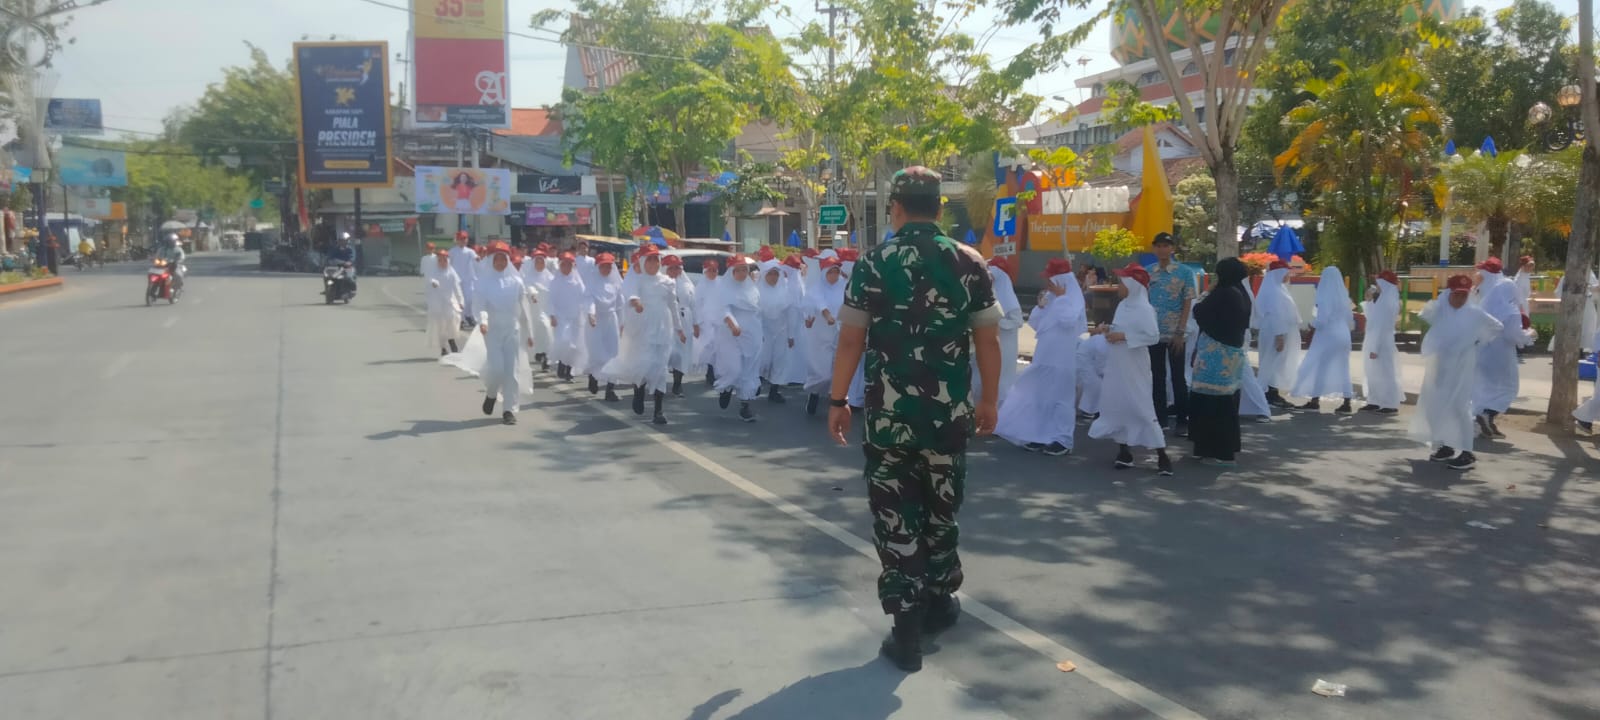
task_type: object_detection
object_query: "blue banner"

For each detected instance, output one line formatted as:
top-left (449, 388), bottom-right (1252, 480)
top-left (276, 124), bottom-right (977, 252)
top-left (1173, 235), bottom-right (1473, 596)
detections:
top-left (45, 99), bottom-right (103, 134)
top-left (294, 42), bottom-right (393, 188)
top-left (58, 145), bottom-right (127, 187)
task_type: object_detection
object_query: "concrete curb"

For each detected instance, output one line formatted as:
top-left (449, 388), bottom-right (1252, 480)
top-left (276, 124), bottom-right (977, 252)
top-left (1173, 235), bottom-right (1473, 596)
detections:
top-left (0, 276), bottom-right (64, 303)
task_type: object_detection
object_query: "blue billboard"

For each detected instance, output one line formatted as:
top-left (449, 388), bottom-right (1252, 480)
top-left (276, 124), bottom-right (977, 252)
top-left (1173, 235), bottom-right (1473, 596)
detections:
top-left (293, 42), bottom-right (393, 188)
top-left (45, 99), bottom-right (103, 134)
top-left (58, 145), bottom-right (127, 187)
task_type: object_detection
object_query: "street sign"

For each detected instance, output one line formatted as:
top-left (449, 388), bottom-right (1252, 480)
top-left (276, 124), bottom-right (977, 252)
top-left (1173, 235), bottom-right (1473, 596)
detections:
top-left (264, 179), bottom-right (287, 194)
top-left (819, 204), bottom-right (849, 226)
top-left (250, 198), bottom-right (266, 209)
top-left (993, 242), bottom-right (1017, 256)
top-left (993, 197), bottom-right (1018, 237)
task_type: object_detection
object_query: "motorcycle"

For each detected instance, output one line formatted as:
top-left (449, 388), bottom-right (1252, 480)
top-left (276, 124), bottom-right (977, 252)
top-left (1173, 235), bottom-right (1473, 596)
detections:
top-left (323, 262), bottom-right (356, 304)
top-left (146, 259), bottom-right (179, 306)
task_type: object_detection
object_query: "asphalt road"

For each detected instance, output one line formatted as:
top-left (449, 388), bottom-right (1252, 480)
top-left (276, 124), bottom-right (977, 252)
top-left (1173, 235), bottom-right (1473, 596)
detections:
top-left (2, 253), bottom-right (1598, 720)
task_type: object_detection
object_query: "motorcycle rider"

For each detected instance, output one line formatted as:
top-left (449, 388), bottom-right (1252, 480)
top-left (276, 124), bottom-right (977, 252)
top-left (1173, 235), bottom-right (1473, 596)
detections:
top-left (327, 232), bottom-right (358, 293)
top-left (157, 233), bottom-right (186, 291)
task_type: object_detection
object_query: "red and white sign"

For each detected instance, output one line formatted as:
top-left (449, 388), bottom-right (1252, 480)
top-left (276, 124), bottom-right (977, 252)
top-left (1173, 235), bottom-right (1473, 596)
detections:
top-left (411, 0), bottom-right (509, 128)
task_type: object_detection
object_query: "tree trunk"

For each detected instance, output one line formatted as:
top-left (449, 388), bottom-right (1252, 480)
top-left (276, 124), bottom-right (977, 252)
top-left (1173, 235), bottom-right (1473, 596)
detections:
top-left (1546, 0), bottom-right (1599, 427)
top-left (1487, 214), bottom-right (1510, 260)
top-left (673, 203), bottom-right (687, 242)
top-left (1212, 152), bottom-right (1241, 260)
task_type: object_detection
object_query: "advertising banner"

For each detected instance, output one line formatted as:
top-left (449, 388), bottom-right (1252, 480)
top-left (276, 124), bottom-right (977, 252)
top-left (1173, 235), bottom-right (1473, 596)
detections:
top-left (58, 146), bottom-right (127, 186)
top-left (515, 173), bottom-right (583, 196)
top-left (525, 206), bottom-right (592, 226)
top-left (44, 99), bottom-right (103, 134)
top-left (415, 166), bottom-right (513, 215)
top-left (412, 0), bottom-right (509, 128)
top-left (293, 42), bottom-right (394, 188)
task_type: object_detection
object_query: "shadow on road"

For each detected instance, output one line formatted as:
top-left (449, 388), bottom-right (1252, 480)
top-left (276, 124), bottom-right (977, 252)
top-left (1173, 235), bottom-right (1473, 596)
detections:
top-left (365, 417), bottom-right (502, 440)
top-left (694, 659), bottom-right (906, 720)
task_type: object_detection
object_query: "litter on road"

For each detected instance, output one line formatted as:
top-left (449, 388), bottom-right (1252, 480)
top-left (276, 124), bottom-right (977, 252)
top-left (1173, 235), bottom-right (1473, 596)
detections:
top-left (1311, 679), bottom-right (1348, 698)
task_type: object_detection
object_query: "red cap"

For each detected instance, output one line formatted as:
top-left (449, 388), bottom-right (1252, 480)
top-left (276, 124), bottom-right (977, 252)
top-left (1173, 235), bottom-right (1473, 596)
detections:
top-left (702, 258), bottom-right (720, 272)
top-left (783, 255), bottom-right (803, 269)
top-left (558, 251), bottom-right (576, 262)
top-left (1447, 274), bottom-right (1474, 293)
top-left (837, 248), bottom-right (860, 262)
top-left (987, 255), bottom-right (1009, 273)
top-left (1114, 262), bottom-right (1151, 288)
top-left (1377, 270), bottom-right (1399, 285)
top-left (531, 248), bottom-right (548, 258)
top-left (434, 249), bottom-right (450, 259)
top-left (1268, 260), bottom-right (1291, 271)
top-left (819, 256), bottom-right (842, 270)
top-left (662, 254), bottom-right (684, 267)
top-left (1476, 257), bottom-right (1503, 273)
top-left (595, 253), bottom-right (616, 265)
top-left (757, 246), bottom-right (776, 262)
top-left (425, 242), bottom-right (436, 252)
top-left (1043, 257), bottom-right (1073, 277)
top-left (486, 241), bottom-right (512, 256)
top-left (473, 245), bottom-right (489, 257)
top-left (803, 248), bottom-right (820, 258)
top-left (1518, 255), bottom-right (1534, 267)
top-left (455, 231), bottom-right (469, 241)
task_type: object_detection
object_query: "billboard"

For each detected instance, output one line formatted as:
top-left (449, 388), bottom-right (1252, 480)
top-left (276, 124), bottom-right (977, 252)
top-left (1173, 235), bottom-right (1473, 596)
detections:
top-left (516, 173), bottom-right (583, 196)
top-left (293, 42), bottom-right (394, 188)
top-left (45, 99), bottom-right (103, 134)
top-left (414, 166), bottom-right (513, 215)
top-left (58, 146), bottom-right (127, 186)
top-left (411, 0), bottom-right (509, 128)
top-left (525, 206), bottom-right (592, 226)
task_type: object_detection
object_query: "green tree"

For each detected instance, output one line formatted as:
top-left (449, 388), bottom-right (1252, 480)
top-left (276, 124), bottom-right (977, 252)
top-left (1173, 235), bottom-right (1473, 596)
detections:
top-left (1426, 0), bottom-right (1575, 152)
top-left (1089, 225), bottom-right (1145, 264)
top-left (1173, 173), bottom-right (1218, 261)
top-left (178, 44), bottom-right (299, 189)
top-left (715, 159), bottom-right (785, 246)
top-left (1441, 148), bottom-right (1577, 259)
top-left (116, 140), bottom-right (252, 235)
top-left (1001, 0), bottom-right (1296, 260)
top-left (1275, 52), bottom-right (1444, 279)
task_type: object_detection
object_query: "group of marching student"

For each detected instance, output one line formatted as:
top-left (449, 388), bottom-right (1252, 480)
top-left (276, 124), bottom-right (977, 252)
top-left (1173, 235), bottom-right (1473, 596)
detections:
top-left (423, 233), bottom-right (866, 426)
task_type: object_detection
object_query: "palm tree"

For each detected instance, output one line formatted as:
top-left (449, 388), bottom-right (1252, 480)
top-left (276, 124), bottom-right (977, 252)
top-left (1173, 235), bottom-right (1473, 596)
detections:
top-left (1442, 148), bottom-right (1577, 260)
top-left (1275, 52), bottom-right (1445, 278)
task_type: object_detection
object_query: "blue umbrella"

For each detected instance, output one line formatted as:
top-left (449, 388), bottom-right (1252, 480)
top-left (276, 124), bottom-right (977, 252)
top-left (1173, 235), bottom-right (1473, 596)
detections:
top-left (1444, 139), bottom-right (1457, 157)
top-left (963, 228), bottom-right (979, 245)
top-left (883, 229), bottom-right (894, 242)
top-left (721, 230), bottom-right (731, 244)
top-left (1267, 224), bottom-right (1304, 261)
top-left (849, 231), bottom-right (856, 246)
top-left (786, 229), bottom-right (802, 247)
top-left (648, 227), bottom-right (668, 248)
top-left (1480, 136), bottom-right (1498, 158)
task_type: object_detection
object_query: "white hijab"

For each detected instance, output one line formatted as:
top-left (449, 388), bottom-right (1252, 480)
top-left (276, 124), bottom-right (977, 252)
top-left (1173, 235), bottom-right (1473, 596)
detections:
top-left (1371, 278), bottom-right (1401, 319)
top-left (812, 265), bottom-right (847, 313)
top-left (589, 263), bottom-right (622, 307)
top-left (1423, 296), bottom-right (1498, 357)
top-left (1044, 272), bottom-right (1085, 323)
top-left (726, 264), bottom-right (760, 313)
top-left (1112, 276), bottom-right (1160, 346)
top-left (757, 261), bottom-right (791, 316)
top-left (1253, 266), bottom-right (1298, 333)
top-left (990, 265), bottom-right (1022, 318)
top-left (1313, 266), bottom-right (1353, 330)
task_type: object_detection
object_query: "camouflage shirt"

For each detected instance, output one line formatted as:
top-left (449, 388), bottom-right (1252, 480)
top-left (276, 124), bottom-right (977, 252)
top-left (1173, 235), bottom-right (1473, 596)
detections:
top-left (840, 222), bottom-right (1000, 453)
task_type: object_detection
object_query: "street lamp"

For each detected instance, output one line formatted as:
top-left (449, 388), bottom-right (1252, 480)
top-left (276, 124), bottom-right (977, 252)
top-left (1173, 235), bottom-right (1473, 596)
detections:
top-left (1529, 83), bottom-right (1589, 151)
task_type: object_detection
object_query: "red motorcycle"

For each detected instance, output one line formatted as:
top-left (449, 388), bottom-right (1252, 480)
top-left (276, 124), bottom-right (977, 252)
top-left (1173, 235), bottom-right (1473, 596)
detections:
top-left (145, 259), bottom-right (179, 306)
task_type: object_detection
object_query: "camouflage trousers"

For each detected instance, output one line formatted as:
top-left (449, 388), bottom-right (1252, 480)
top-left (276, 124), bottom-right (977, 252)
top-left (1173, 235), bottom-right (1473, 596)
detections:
top-left (864, 443), bottom-right (966, 615)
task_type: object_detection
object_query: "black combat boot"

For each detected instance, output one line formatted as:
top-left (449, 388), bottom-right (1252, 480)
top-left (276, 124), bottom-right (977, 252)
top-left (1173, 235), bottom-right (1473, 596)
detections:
top-left (652, 391), bottom-right (667, 425)
top-left (440, 348), bottom-right (448, 358)
top-left (633, 385), bottom-right (647, 415)
top-left (807, 393), bottom-right (820, 416)
top-left (502, 411), bottom-right (516, 425)
top-left (482, 396), bottom-right (495, 416)
top-left (706, 365), bottom-right (716, 387)
top-left (923, 594), bottom-right (961, 634)
top-left (604, 383), bottom-right (620, 402)
top-left (588, 375), bottom-right (599, 394)
top-left (739, 401), bottom-right (756, 423)
top-left (671, 370), bottom-right (684, 398)
top-left (719, 389), bottom-right (733, 409)
top-left (880, 607), bottom-right (925, 673)
top-left (769, 385), bottom-right (786, 403)
top-left (448, 339), bottom-right (459, 354)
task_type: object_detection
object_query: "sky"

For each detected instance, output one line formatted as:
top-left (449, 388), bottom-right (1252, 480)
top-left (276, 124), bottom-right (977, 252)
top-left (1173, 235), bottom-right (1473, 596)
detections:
top-left (45, 0), bottom-right (1577, 138)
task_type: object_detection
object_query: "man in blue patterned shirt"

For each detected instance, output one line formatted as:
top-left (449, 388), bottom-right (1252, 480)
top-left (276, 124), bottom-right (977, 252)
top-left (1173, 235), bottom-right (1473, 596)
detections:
top-left (1143, 232), bottom-right (1197, 432)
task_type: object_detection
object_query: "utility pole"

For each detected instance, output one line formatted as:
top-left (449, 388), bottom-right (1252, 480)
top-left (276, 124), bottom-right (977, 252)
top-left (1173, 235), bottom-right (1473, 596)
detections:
top-left (816, 1), bottom-right (846, 249)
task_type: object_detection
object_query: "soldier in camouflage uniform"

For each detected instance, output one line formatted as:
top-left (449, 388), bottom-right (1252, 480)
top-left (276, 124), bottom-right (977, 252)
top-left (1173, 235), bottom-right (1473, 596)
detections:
top-left (829, 166), bottom-right (1003, 673)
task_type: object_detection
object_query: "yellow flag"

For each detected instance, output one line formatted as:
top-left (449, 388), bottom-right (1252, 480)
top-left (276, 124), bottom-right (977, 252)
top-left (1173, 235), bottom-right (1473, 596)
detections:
top-left (1127, 125), bottom-right (1174, 245)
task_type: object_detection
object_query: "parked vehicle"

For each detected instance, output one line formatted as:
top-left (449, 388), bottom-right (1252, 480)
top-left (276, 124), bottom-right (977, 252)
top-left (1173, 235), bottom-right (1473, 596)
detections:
top-left (323, 262), bottom-right (356, 304)
top-left (661, 248), bottom-right (735, 276)
top-left (146, 259), bottom-right (178, 306)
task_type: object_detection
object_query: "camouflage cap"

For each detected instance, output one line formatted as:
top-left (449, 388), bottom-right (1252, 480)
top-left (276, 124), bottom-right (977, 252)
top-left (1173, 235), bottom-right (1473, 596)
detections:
top-left (889, 166), bottom-right (942, 198)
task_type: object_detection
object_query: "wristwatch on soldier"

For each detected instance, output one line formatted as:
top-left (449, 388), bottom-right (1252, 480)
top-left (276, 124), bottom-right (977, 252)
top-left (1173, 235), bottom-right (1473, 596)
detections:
top-left (830, 397), bottom-right (850, 408)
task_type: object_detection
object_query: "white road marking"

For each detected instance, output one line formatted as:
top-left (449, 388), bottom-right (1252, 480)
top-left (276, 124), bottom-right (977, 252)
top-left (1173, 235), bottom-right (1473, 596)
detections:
top-left (102, 352), bottom-right (133, 380)
top-left (384, 282), bottom-right (1208, 720)
top-left (162, 316), bottom-right (178, 329)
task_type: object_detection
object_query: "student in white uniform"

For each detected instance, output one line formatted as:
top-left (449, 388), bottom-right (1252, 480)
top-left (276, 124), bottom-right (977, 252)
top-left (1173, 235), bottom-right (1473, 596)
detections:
top-left (975, 255), bottom-right (1024, 406)
top-left (663, 254), bottom-right (699, 397)
top-left (803, 255), bottom-right (847, 415)
top-left (755, 257), bottom-right (798, 403)
top-left (1360, 270), bottom-right (1404, 414)
top-left (473, 243), bottom-right (536, 425)
top-left (584, 252), bottom-right (623, 401)
top-left (521, 246), bottom-right (556, 372)
top-left (1471, 257), bottom-right (1532, 438)
top-left (1291, 266), bottom-right (1355, 414)
top-left (995, 257), bottom-right (1085, 456)
top-left (1088, 263), bottom-right (1173, 476)
top-left (546, 252), bottom-right (590, 381)
top-left (424, 250), bottom-right (464, 357)
top-left (1254, 260), bottom-right (1303, 409)
top-left (714, 255), bottom-right (764, 422)
top-left (600, 247), bottom-right (683, 424)
top-left (1411, 275), bottom-right (1504, 470)
top-left (447, 231), bottom-right (478, 327)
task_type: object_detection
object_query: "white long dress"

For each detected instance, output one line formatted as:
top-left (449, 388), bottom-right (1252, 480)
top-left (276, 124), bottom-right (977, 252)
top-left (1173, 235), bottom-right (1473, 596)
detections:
top-left (522, 258), bottom-right (555, 357)
top-left (715, 274), bottom-right (764, 401)
top-left (996, 273), bottom-right (1086, 449)
top-left (1548, 271), bottom-right (1600, 353)
top-left (448, 245), bottom-right (478, 319)
top-left (583, 268), bottom-right (623, 377)
top-left (973, 265), bottom-right (1023, 406)
top-left (1291, 266), bottom-right (1354, 400)
top-left (804, 269), bottom-right (847, 397)
top-left (779, 264), bottom-right (811, 386)
top-left (1361, 278), bottom-right (1404, 410)
top-left (1254, 267), bottom-right (1303, 391)
top-left (1237, 282), bottom-right (1271, 418)
top-left (546, 267), bottom-right (590, 371)
top-left (1472, 273), bottom-right (1530, 415)
top-left (1410, 297), bottom-right (1503, 450)
top-left (1076, 333), bottom-right (1109, 415)
top-left (668, 270), bottom-right (700, 376)
top-left (1089, 277), bottom-right (1167, 449)
top-left (1574, 328), bottom-right (1600, 424)
top-left (695, 274), bottom-right (723, 369)
top-left (424, 261), bottom-right (463, 355)
top-left (755, 261), bottom-right (797, 386)
top-left (475, 263), bottom-right (535, 414)
top-left (600, 269), bottom-right (681, 391)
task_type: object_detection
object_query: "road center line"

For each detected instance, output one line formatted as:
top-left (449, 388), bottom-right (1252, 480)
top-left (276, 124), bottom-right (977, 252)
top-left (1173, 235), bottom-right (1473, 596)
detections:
top-left (102, 352), bottom-right (133, 380)
top-left (384, 282), bottom-right (1209, 720)
top-left (162, 316), bottom-right (179, 328)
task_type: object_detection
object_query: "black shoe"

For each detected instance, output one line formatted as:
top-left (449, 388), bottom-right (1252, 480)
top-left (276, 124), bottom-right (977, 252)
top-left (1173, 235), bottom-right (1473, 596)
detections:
top-left (1377, 407), bottom-right (1399, 415)
top-left (1335, 400), bottom-right (1353, 414)
top-left (769, 387), bottom-right (786, 403)
top-left (1475, 414), bottom-right (1494, 437)
top-left (1296, 399), bottom-right (1320, 411)
top-left (1487, 415), bottom-right (1505, 438)
top-left (1023, 442), bottom-right (1046, 453)
top-left (1043, 442), bottom-right (1071, 456)
top-left (1447, 451), bottom-right (1477, 471)
top-left (604, 384), bottom-right (620, 402)
top-left (482, 396), bottom-right (495, 416)
top-left (880, 609), bottom-right (925, 673)
top-left (1360, 403), bottom-right (1379, 413)
top-left (502, 411), bottom-right (516, 425)
top-left (1174, 422), bottom-right (1189, 438)
top-left (652, 391), bottom-right (667, 425)
top-left (1114, 446), bottom-right (1134, 469)
top-left (1580, 421), bottom-right (1594, 433)
top-left (671, 371), bottom-right (683, 398)
top-left (719, 390), bottom-right (733, 409)
top-left (1157, 451), bottom-right (1173, 476)
top-left (448, 339), bottom-right (459, 353)
top-left (632, 386), bottom-right (646, 415)
top-left (588, 375), bottom-right (599, 394)
top-left (706, 366), bottom-right (716, 387)
top-left (440, 348), bottom-right (448, 358)
top-left (1429, 446), bottom-right (1455, 462)
top-left (540, 359), bottom-right (549, 373)
top-left (923, 594), bottom-right (961, 634)
top-left (739, 402), bottom-right (756, 423)
top-left (806, 393), bottom-right (820, 416)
